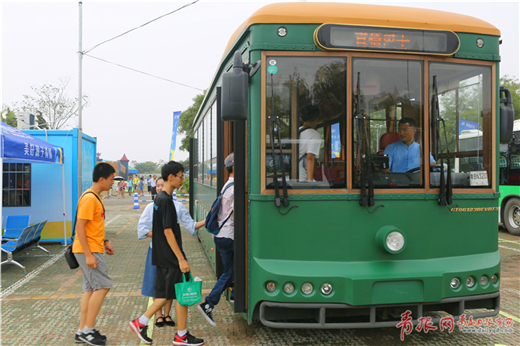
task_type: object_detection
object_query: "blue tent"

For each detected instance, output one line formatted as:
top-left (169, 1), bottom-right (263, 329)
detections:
top-left (1, 121), bottom-right (67, 243)
top-left (1, 122), bottom-right (63, 163)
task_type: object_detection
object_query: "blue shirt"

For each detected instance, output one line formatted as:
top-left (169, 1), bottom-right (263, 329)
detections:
top-left (138, 200), bottom-right (198, 248)
top-left (384, 141), bottom-right (435, 173)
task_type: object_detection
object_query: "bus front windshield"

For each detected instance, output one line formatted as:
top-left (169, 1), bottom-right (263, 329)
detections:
top-left (263, 55), bottom-right (493, 191)
top-left (353, 58), bottom-right (425, 188)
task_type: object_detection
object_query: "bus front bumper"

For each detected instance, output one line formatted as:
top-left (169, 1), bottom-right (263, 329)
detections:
top-left (258, 291), bottom-right (499, 329)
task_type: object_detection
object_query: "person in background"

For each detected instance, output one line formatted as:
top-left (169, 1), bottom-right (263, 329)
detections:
top-left (137, 177), bottom-right (205, 328)
top-left (138, 177), bottom-right (144, 196)
top-left (117, 180), bottom-right (124, 199)
top-left (198, 153), bottom-right (235, 327)
top-left (147, 175), bottom-right (152, 196)
top-left (151, 174), bottom-right (157, 201)
top-left (133, 175), bottom-right (139, 193)
top-left (298, 105), bottom-right (322, 182)
top-left (73, 163), bottom-right (116, 346)
top-left (127, 177), bottom-right (133, 196)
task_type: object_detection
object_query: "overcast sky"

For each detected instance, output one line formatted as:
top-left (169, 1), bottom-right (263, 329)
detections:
top-left (2, 0), bottom-right (519, 163)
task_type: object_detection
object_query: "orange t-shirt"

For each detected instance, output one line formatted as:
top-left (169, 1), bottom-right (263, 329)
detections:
top-left (72, 189), bottom-right (105, 253)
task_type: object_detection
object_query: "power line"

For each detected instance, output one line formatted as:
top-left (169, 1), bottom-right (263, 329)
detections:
top-left (84, 54), bottom-right (205, 91)
top-left (83, 0), bottom-right (200, 55)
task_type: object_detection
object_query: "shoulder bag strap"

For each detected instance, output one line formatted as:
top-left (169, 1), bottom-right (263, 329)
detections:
top-left (71, 191), bottom-right (105, 241)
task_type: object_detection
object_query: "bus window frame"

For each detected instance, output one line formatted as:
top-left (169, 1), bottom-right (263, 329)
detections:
top-left (259, 51), bottom-right (497, 195)
top-left (426, 56), bottom-right (497, 195)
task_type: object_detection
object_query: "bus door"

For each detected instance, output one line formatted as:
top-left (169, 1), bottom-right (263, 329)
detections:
top-left (217, 85), bottom-right (247, 313)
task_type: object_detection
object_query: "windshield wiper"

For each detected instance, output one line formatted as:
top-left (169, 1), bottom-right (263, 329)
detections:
top-left (356, 73), bottom-right (367, 207)
top-left (268, 72), bottom-right (297, 215)
top-left (355, 72), bottom-right (375, 207)
top-left (268, 73), bottom-right (282, 208)
top-left (432, 75), bottom-right (452, 205)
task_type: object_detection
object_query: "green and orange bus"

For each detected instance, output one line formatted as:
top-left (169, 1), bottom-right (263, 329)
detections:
top-left (189, 2), bottom-right (513, 328)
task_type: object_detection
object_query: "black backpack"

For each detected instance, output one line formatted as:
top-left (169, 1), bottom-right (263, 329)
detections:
top-left (205, 183), bottom-right (234, 235)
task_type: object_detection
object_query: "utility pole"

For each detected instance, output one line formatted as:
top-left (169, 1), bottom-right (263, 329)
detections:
top-left (78, 1), bottom-right (83, 197)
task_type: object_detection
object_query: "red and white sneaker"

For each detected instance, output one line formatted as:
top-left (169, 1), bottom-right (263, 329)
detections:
top-left (172, 331), bottom-right (204, 345)
top-left (128, 318), bottom-right (153, 344)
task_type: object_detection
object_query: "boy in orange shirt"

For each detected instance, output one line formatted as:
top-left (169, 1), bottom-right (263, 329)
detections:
top-left (73, 163), bottom-right (116, 346)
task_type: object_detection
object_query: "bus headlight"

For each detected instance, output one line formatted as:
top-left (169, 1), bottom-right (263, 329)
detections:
top-left (302, 282), bottom-right (313, 295)
top-left (450, 278), bottom-right (461, 289)
top-left (321, 283), bottom-right (333, 295)
top-left (283, 282), bottom-right (295, 294)
top-left (491, 274), bottom-right (499, 284)
top-left (479, 275), bottom-right (489, 287)
top-left (466, 276), bottom-right (476, 288)
top-left (376, 226), bottom-right (406, 254)
top-left (266, 281), bottom-right (277, 292)
top-left (386, 232), bottom-right (405, 252)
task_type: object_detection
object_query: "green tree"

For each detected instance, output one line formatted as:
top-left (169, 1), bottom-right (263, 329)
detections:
top-left (131, 161), bottom-right (159, 174)
top-left (178, 176), bottom-right (189, 194)
top-left (500, 75), bottom-right (520, 120)
top-left (1, 106), bottom-right (17, 127)
top-left (178, 91), bottom-right (206, 152)
top-left (178, 158), bottom-right (189, 169)
top-left (17, 78), bottom-right (88, 129)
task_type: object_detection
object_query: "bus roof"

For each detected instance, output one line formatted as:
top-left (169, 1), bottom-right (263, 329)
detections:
top-left (223, 2), bottom-right (500, 59)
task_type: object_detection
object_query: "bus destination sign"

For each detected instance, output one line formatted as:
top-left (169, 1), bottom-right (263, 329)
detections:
top-left (315, 24), bottom-right (460, 55)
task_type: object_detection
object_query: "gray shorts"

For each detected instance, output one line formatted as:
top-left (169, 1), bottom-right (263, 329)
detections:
top-left (75, 252), bottom-right (113, 291)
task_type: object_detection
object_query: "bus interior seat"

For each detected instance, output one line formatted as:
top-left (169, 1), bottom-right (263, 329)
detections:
top-left (314, 165), bottom-right (345, 182)
top-left (511, 155), bottom-right (520, 168)
top-left (378, 132), bottom-right (399, 154)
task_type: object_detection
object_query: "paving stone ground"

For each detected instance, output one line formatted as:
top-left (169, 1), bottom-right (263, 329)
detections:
top-left (1, 199), bottom-right (519, 345)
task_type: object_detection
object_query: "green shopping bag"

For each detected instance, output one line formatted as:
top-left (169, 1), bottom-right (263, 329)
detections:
top-left (175, 272), bottom-right (202, 306)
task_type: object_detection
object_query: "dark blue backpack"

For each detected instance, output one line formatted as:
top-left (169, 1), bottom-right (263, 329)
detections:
top-left (205, 183), bottom-right (234, 235)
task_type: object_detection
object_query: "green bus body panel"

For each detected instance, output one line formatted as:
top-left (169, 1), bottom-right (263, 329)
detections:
top-left (247, 24), bottom-right (500, 60)
top-left (248, 198), bottom-right (499, 312)
top-left (249, 24), bottom-right (319, 52)
top-left (499, 185), bottom-right (520, 207)
top-left (454, 33), bottom-right (500, 61)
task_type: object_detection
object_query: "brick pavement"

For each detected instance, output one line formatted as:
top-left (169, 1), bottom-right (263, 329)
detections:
top-left (1, 201), bottom-right (519, 345)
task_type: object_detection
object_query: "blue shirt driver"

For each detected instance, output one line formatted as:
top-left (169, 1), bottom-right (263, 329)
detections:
top-left (383, 117), bottom-right (436, 173)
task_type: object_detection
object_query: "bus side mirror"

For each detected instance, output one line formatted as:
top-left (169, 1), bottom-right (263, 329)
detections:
top-left (221, 51), bottom-right (248, 121)
top-left (500, 87), bottom-right (514, 144)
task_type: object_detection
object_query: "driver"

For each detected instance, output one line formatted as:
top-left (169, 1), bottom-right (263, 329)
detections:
top-left (383, 117), bottom-right (435, 173)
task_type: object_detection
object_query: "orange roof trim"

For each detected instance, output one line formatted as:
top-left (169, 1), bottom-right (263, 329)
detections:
top-left (223, 2), bottom-right (500, 58)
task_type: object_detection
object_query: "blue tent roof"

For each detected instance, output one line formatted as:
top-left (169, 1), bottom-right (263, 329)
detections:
top-left (1, 122), bottom-right (64, 164)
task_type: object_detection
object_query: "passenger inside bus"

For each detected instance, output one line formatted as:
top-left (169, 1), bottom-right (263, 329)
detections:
top-left (382, 117), bottom-right (435, 173)
top-left (298, 104), bottom-right (322, 182)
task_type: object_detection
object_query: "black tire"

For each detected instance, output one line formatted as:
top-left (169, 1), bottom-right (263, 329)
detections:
top-left (503, 197), bottom-right (520, 236)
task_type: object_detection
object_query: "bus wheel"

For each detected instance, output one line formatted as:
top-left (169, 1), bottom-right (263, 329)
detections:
top-left (503, 198), bottom-right (520, 236)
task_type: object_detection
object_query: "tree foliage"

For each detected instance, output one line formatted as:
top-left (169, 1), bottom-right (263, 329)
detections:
top-left (130, 161), bottom-right (160, 174)
top-left (500, 75), bottom-right (520, 120)
top-left (178, 91), bottom-right (206, 152)
top-left (1, 106), bottom-right (17, 127)
top-left (17, 78), bottom-right (88, 129)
